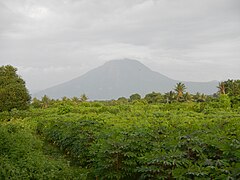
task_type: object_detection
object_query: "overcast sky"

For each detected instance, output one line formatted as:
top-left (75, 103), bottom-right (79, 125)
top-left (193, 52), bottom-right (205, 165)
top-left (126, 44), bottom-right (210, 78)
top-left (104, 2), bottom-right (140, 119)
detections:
top-left (0, 0), bottom-right (239, 93)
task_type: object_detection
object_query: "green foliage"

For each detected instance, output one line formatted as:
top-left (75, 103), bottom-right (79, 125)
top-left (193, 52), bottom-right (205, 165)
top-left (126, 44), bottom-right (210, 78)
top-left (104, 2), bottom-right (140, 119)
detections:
top-left (174, 82), bottom-right (186, 101)
top-left (32, 99), bottom-right (240, 179)
top-left (218, 94), bottom-right (231, 109)
top-left (0, 123), bottom-right (87, 179)
top-left (90, 126), bottom-right (153, 179)
top-left (193, 92), bottom-right (206, 102)
top-left (221, 79), bottom-right (240, 96)
top-left (71, 96), bottom-right (80, 103)
top-left (117, 97), bottom-right (128, 104)
top-left (57, 104), bottom-right (72, 114)
top-left (80, 94), bottom-right (88, 102)
top-left (164, 91), bottom-right (176, 103)
top-left (37, 118), bottom-right (103, 167)
top-left (31, 97), bottom-right (42, 108)
top-left (231, 95), bottom-right (240, 109)
top-left (1, 87), bottom-right (240, 179)
top-left (184, 92), bottom-right (192, 102)
top-left (41, 95), bottom-right (52, 108)
top-left (129, 93), bottom-right (141, 102)
top-left (144, 92), bottom-right (164, 103)
top-left (0, 65), bottom-right (31, 112)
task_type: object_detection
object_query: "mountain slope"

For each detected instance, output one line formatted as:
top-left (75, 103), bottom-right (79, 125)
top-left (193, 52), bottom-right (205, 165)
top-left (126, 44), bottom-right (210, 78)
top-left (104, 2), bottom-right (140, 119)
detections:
top-left (34, 59), bottom-right (218, 99)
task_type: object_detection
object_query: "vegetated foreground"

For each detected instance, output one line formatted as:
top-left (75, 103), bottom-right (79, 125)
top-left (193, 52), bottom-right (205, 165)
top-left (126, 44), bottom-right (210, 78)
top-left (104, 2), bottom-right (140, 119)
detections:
top-left (0, 98), bottom-right (240, 179)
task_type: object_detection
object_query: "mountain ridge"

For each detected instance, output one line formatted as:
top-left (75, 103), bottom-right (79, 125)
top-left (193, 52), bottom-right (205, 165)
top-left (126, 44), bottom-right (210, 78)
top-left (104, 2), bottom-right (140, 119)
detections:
top-left (34, 59), bottom-right (218, 99)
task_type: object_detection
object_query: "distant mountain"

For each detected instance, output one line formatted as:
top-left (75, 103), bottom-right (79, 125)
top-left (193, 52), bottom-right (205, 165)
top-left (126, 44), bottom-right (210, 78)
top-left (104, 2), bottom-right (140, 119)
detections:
top-left (34, 59), bottom-right (218, 99)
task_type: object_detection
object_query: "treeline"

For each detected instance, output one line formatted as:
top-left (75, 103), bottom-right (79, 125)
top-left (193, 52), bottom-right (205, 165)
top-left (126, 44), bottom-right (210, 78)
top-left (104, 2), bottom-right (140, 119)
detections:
top-left (123, 80), bottom-right (240, 104)
top-left (30, 80), bottom-right (240, 110)
top-left (0, 65), bottom-right (240, 112)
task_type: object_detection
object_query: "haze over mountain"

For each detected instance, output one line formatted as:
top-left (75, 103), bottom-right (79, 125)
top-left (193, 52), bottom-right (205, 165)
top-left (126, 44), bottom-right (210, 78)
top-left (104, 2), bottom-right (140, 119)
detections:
top-left (34, 59), bottom-right (218, 100)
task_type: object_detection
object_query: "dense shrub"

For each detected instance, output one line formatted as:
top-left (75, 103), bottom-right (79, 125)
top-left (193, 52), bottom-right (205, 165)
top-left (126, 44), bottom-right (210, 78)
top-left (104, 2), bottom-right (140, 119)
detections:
top-left (34, 101), bottom-right (240, 179)
top-left (0, 123), bottom-right (85, 179)
top-left (1, 97), bottom-right (240, 179)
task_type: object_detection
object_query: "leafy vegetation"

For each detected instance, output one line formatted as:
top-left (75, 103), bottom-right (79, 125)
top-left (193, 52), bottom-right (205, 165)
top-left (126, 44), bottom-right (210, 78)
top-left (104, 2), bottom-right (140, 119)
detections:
top-left (0, 68), bottom-right (239, 179)
top-left (0, 65), bottom-right (31, 112)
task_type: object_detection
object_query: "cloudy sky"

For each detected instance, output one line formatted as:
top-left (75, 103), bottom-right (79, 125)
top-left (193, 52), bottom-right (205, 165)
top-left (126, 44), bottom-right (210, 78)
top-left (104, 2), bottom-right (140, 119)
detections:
top-left (0, 0), bottom-right (239, 93)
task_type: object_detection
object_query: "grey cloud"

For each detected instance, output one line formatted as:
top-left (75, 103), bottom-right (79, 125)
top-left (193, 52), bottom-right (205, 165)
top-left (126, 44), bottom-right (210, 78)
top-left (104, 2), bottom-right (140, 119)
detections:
top-left (0, 0), bottom-right (239, 92)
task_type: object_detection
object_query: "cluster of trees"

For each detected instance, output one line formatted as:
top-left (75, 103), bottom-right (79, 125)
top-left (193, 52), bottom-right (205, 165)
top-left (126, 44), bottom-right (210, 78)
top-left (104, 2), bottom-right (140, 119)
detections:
top-left (32, 82), bottom-right (208, 109)
top-left (125, 82), bottom-right (207, 104)
top-left (126, 81), bottom-right (240, 105)
top-left (217, 79), bottom-right (240, 96)
top-left (217, 80), bottom-right (240, 108)
top-left (32, 94), bottom-right (88, 108)
top-left (0, 65), bottom-right (239, 112)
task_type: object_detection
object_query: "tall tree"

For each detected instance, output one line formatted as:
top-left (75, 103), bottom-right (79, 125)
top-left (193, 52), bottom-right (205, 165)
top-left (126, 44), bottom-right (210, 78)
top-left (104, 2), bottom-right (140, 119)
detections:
top-left (80, 94), bottom-right (88, 102)
top-left (174, 82), bottom-right (186, 101)
top-left (217, 82), bottom-right (226, 95)
top-left (0, 65), bottom-right (31, 111)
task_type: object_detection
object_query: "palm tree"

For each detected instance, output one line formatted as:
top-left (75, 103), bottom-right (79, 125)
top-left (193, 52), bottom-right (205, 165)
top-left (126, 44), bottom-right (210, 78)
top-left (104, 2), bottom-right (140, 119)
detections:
top-left (184, 92), bottom-right (192, 102)
top-left (217, 82), bottom-right (225, 94)
top-left (80, 94), bottom-right (88, 102)
top-left (193, 92), bottom-right (201, 102)
top-left (200, 93), bottom-right (207, 102)
top-left (164, 91), bottom-right (176, 103)
top-left (174, 82), bottom-right (186, 101)
top-left (72, 96), bottom-right (79, 103)
top-left (41, 95), bottom-right (51, 108)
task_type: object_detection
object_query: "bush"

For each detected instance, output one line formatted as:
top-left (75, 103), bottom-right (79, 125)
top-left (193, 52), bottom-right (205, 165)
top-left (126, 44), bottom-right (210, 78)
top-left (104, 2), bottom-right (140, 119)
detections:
top-left (57, 104), bottom-right (72, 115)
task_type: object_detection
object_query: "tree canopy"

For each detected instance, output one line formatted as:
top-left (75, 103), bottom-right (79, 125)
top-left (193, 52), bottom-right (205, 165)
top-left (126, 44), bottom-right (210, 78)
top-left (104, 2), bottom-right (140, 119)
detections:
top-left (221, 79), bottom-right (240, 96)
top-left (129, 93), bottom-right (141, 102)
top-left (144, 92), bottom-right (163, 103)
top-left (0, 65), bottom-right (31, 111)
top-left (174, 82), bottom-right (186, 101)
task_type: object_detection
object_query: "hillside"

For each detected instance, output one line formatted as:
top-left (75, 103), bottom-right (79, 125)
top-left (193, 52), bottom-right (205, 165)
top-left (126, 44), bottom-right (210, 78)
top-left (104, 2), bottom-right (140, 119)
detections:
top-left (35, 59), bottom-right (218, 99)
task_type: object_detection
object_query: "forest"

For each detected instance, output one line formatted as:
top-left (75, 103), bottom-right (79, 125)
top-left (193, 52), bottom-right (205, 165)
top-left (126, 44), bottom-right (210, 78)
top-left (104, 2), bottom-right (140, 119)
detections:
top-left (0, 65), bottom-right (240, 179)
